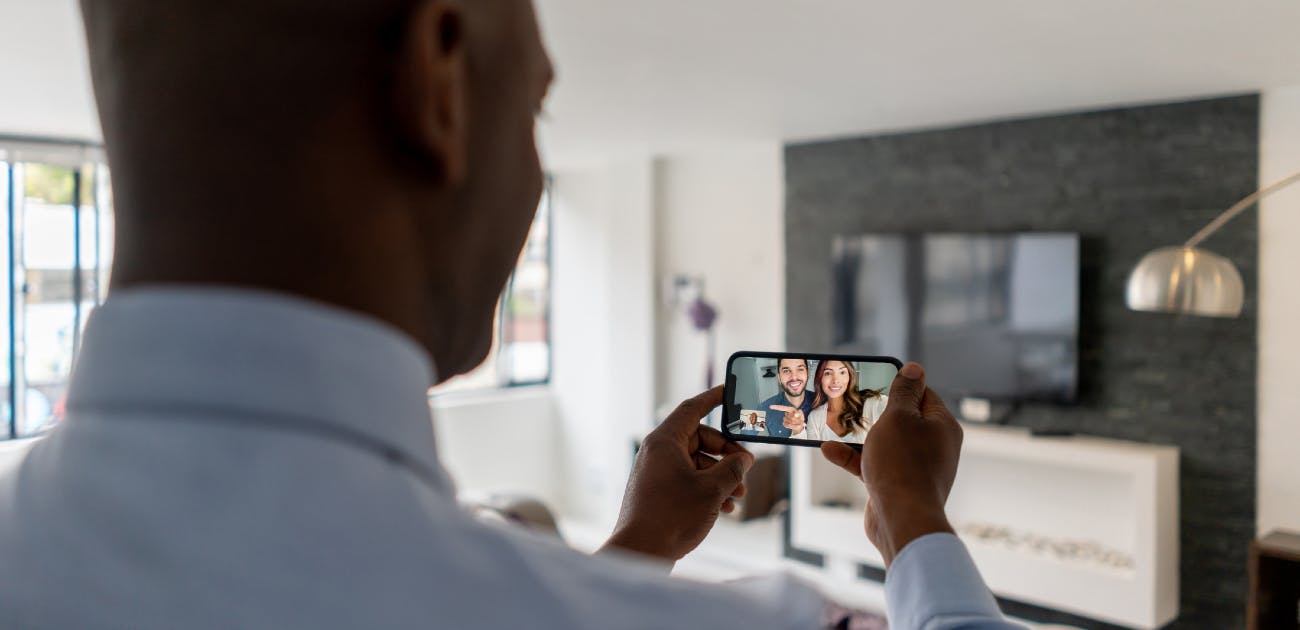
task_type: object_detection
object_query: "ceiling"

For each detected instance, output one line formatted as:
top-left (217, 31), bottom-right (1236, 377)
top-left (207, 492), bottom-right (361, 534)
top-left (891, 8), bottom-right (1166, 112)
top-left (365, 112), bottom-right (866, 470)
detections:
top-left (0, 0), bottom-right (97, 142)
top-left (534, 0), bottom-right (1300, 167)
top-left (5, 1), bottom-right (1300, 169)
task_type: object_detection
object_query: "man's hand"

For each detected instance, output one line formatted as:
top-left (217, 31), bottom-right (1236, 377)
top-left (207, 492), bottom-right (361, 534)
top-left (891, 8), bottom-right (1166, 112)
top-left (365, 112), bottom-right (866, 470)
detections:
top-left (603, 387), bottom-right (754, 563)
top-left (771, 405), bottom-right (806, 434)
top-left (819, 363), bottom-right (961, 567)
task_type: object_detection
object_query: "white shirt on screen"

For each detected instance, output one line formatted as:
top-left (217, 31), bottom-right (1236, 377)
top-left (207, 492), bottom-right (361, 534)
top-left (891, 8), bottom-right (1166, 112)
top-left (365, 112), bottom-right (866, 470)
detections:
top-left (796, 394), bottom-right (889, 443)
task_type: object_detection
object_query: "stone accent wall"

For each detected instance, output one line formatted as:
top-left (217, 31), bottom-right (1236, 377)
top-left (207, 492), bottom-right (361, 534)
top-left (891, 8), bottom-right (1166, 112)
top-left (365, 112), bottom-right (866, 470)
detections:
top-left (784, 95), bottom-right (1259, 629)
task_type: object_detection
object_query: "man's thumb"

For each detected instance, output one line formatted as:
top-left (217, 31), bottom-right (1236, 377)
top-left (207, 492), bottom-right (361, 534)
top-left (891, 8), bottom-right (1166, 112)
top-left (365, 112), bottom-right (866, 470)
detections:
top-left (886, 362), bottom-right (927, 411)
top-left (706, 451), bottom-right (754, 491)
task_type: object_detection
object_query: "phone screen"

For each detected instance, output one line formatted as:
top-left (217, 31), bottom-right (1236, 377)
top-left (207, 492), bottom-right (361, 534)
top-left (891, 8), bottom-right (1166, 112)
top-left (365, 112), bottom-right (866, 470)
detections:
top-left (723, 352), bottom-right (901, 447)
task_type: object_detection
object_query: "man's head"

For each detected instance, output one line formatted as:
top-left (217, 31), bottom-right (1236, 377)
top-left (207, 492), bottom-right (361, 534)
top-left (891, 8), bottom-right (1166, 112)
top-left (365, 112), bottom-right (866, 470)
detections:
top-left (777, 358), bottom-right (810, 399)
top-left (79, 0), bottom-right (553, 380)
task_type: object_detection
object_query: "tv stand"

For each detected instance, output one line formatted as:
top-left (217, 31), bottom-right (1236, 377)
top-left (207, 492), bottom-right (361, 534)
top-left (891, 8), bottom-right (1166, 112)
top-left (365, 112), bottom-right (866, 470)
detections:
top-left (789, 423), bottom-right (1179, 628)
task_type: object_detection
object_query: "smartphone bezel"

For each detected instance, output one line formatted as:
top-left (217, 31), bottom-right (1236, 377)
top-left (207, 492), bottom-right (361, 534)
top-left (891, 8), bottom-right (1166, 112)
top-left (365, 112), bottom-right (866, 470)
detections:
top-left (722, 350), bottom-right (903, 449)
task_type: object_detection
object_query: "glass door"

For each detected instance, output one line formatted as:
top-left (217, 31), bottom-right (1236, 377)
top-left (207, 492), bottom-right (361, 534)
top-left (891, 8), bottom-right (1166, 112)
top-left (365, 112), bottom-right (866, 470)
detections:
top-left (0, 151), bottom-right (112, 440)
top-left (15, 163), bottom-right (79, 436)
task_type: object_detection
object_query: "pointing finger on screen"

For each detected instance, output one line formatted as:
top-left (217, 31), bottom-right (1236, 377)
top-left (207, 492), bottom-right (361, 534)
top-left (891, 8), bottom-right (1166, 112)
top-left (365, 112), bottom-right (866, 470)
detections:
top-left (783, 409), bottom-right (805, 432)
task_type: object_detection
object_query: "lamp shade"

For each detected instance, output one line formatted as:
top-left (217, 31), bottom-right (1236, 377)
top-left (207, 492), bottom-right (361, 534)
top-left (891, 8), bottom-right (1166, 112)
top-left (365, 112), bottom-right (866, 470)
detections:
top-left (1125, 246), bottom-right (1244, 318)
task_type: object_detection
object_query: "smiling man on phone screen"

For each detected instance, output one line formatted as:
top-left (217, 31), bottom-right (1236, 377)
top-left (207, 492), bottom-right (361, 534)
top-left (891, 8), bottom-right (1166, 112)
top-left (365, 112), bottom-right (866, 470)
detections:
top-left (760, 358), bottom-right (816, 438)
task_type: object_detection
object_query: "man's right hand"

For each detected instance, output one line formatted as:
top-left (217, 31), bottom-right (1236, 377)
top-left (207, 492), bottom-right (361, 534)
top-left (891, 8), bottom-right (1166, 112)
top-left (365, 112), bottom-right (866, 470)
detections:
top-left (771, 405), bottom-right (806, 434)
top-left (603, 387), bottom-right (753, 563)
top-left (819, 362), bottom-right (962, 567)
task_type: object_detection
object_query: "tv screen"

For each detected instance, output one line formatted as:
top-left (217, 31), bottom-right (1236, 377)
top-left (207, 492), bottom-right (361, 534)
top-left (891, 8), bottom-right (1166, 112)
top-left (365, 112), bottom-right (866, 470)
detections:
top-left (831, 233), bottom-right (1079, 403)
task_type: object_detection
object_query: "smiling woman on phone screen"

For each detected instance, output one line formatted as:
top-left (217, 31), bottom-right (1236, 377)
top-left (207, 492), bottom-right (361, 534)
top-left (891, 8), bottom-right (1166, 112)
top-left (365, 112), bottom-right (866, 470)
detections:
top-left (791, 360), bottom-right (888, 444)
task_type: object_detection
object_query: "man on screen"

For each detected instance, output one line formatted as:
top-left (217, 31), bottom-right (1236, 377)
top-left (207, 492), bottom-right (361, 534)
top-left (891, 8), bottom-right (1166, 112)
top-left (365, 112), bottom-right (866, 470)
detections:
top-left (758, 358), bottom-right (815, 438)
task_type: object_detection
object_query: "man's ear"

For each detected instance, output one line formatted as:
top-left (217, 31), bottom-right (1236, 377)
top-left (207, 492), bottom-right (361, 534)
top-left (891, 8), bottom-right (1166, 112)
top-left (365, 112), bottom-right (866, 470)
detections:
top-left (392, 0), bottom-right (468, 185)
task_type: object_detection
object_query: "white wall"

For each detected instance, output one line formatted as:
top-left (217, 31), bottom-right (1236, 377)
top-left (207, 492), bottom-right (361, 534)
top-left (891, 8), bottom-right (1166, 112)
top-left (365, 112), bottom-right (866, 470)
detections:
top-left (653, 143), bottom-right (786, 411)
top-left (549, 158), bottom-right (655, 525)
top-left (0, 0), bottom-right (99, 140)
top-left (1256, 85), bottom-right (1300, 535)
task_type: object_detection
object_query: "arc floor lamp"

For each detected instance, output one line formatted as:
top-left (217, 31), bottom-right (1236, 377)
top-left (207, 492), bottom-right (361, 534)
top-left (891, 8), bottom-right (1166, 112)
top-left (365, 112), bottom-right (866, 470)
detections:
top-left (1126, 171), bottom-right (1300, 318)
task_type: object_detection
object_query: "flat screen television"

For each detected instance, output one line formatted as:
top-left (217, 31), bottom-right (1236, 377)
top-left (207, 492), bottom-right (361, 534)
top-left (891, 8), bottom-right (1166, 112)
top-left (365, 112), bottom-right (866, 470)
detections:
top-left (831, 233), bottom-right (1080, 403)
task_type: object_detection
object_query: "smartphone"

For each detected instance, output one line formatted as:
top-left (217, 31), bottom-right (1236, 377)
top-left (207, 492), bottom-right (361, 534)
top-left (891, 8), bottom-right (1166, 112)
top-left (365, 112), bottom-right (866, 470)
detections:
top-left (722, 351), bottom-right (902, 448)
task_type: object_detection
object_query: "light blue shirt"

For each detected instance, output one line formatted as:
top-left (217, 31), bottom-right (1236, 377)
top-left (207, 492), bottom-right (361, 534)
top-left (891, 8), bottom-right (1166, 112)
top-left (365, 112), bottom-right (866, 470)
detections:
top-left (0, 288), bottom-right (1017, 629)
top-left (887, 534), bottom-right (1026, 629)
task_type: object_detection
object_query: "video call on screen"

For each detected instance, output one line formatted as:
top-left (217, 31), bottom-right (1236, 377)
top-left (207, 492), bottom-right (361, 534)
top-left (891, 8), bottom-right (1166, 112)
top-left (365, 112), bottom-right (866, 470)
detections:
top-left (726, 356), bottom-right (898, 445)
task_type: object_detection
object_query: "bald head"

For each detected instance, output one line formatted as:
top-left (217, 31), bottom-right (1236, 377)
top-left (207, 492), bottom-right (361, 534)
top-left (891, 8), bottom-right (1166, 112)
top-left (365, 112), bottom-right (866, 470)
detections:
top-left (83, 0), bottom-right (405, 155)
top-left (81, 0), bottom-right (544, 177)
top-left (80, 0), bottom-right (555, 379)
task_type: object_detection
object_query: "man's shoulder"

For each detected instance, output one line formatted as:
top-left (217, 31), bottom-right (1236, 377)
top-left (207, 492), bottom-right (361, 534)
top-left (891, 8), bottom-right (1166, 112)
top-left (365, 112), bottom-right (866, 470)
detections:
top-left (758, 393), bottom-right (784, 407)
top-left (0, 430), bottom-right (822, 629)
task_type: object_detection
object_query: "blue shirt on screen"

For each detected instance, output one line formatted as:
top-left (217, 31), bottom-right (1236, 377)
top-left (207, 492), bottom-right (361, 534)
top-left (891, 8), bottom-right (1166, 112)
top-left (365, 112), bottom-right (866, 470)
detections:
top-left (758, 389), bottom-right (816, 438)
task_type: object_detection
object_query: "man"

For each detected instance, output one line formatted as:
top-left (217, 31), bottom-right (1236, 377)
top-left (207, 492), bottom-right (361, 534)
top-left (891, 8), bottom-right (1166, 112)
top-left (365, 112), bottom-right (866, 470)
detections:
top-left (0, 0), bottom-right (1019, 628)
top-left (759, 358), bottom-right (815, 438)
top-left (737, 410), bottom-right (767, 436)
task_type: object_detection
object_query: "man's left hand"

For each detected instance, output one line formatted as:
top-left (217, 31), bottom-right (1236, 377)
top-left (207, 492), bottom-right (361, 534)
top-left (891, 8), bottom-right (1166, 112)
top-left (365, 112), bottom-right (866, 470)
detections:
top-left (602, 386), bottom-right (754, 563)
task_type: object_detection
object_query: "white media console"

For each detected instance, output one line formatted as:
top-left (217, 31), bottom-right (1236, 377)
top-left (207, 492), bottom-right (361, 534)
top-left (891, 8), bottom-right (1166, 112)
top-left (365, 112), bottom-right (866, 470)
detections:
top-left (790, 423), bottom-right (1179, 629)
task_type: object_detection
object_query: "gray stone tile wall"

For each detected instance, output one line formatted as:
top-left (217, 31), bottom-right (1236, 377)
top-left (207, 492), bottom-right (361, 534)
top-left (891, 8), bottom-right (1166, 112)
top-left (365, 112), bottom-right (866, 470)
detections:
top-left (784, 95), bottom-right (1259, 629)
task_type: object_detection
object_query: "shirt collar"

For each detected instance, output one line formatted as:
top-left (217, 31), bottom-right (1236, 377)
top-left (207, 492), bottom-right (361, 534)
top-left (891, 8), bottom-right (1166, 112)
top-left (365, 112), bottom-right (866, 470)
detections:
top-left (67, 287), bottom-right (447, 487)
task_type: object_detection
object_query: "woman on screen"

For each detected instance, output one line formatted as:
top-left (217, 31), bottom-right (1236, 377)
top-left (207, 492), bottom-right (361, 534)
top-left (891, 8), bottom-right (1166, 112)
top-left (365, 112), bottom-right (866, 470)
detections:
top-left (801, 360), bottom-right (888, 443)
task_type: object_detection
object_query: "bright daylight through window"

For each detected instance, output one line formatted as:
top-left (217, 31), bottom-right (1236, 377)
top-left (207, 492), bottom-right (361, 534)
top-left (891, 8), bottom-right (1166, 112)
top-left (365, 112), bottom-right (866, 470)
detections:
top-left (1, 140), bottom-right (113, 440)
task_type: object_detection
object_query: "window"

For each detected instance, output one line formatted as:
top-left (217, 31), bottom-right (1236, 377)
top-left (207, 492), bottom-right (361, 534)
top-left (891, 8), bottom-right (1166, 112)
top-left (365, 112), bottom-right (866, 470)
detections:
top-left (433, 185), bottom-right (552, 394)
top-left (1, 140), bottom-right (113, 440)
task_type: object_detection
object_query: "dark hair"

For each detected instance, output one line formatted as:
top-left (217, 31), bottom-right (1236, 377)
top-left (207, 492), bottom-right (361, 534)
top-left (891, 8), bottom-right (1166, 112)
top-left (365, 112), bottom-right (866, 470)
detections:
top-left (812, 360), bottom-right (883, 435)
top-left (776, 357), bottom-right (811, 374)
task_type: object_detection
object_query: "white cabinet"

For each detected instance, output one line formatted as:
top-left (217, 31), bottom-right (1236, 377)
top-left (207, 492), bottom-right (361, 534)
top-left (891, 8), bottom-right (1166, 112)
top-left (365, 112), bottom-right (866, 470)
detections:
top-left (790, 424), bottom-right (1179, 629)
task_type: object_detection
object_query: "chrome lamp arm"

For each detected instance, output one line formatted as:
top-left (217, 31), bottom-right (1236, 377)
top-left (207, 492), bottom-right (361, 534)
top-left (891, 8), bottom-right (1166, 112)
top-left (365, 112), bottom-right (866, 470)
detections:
top-left (1126, 170), bottom-right (1300, 318)
top-left (1185, 171), bottom-right (1300, 248)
